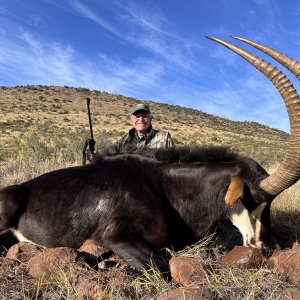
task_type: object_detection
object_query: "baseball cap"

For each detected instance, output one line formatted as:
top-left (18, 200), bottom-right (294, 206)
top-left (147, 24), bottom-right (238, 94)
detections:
top-left (131, 103), bottom-right (151, 115)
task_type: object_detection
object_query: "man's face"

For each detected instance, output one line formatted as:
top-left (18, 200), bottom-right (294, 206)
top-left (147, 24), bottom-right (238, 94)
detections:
top-left (130, 110), bottom-right (152, 134)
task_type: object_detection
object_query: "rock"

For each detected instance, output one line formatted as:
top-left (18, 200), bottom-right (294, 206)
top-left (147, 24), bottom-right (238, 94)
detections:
top-left (78, 239), bottom-right (113, 268)
top-left (6, 242), bottom-right (41, 262)
top-left (78, 239), bottom-right (111, 258)
top-left (278, 287), bottom-right (300, 300)
top-left (157, 287), bottom-right (212, 300)
top-left (27, 247), bottom-right (81, 278)
top-left (169, 256), bottom-right (207, 286)
top-left (268, 248), bottom-right (300, 287)
top-left (222, 246), bottom-right (264, 268)
top-left (72, 274), bottom-right (108, 300)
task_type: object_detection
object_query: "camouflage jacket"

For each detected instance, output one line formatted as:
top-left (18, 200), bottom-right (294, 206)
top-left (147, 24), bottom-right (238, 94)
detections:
top-left (116, 126), bottom-right (175, 151)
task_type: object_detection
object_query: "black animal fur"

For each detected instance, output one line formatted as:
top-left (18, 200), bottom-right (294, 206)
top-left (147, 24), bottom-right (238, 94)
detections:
top-left (0, 145), bottom-right (274, 271)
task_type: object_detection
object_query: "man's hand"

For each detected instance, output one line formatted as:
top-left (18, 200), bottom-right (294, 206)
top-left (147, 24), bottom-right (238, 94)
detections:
top-left (86, 149), bottom-right (97, 162)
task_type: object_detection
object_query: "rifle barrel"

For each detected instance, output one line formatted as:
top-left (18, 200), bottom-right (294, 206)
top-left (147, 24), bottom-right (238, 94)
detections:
top-left (86, 97), bottom-right (94, 140)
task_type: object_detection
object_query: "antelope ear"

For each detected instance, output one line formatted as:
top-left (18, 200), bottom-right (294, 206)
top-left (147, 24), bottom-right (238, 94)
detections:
top-left (225, 176), bottom-right (244, 206)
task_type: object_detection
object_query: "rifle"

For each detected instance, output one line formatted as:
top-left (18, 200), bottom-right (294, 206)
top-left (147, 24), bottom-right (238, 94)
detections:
top-left (82, 97), bottom-right (96, 165)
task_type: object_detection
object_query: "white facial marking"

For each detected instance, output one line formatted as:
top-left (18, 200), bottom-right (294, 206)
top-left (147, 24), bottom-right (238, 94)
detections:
top-left (230, 209), bottom-right (256, 247)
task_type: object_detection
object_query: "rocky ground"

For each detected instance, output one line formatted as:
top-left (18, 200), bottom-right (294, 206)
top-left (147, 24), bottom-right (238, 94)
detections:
top-left (0, 224), bottom-right (299, 300)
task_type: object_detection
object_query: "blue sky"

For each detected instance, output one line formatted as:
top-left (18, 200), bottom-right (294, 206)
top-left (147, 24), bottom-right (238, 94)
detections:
top-left (1, 0), bottom-right (300, 132)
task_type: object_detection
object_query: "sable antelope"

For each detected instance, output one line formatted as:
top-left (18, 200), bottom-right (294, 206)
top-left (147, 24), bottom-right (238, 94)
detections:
top-left (0, 37), bottom-right (299, 271)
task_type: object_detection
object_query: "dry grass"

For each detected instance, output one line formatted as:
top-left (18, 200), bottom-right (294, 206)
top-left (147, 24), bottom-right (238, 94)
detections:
top-left (206, 266), bottom-right (289, 300)
top-left (272, 182), bottom-right (300, 216)
top-left (267, 165), bottom-right (300, 230)
top-left (0, 158), bottom-right (74, 188)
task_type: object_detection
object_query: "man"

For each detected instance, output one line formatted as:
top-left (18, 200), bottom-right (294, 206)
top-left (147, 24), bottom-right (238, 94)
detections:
top-left (87, 103), bottom-right (175, 161)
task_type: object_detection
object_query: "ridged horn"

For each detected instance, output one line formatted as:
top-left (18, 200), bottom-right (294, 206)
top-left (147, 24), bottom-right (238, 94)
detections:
top-left (206, 36), bottom-right (300, 196)
top-left (231, 36), bottom-right (300, 80)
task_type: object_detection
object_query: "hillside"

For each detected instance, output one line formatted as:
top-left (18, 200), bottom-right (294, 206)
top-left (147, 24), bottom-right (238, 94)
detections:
top-left (0, 85), bottom-right (289, 167)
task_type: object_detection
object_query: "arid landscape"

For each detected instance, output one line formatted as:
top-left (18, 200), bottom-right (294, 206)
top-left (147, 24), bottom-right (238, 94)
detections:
top-left (0, 85), bottom-right (289, 165)
top-left (0, 85), bottom-right (299, 299)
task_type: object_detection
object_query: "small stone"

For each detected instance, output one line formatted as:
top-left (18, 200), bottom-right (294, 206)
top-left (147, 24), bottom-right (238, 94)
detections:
top-left (268, 249), bottom-right (300, 287)
top-left (169, 256), bottom-right (207, 286)
top-left (157, 287), bottom-right (212, 300)
top-left (78, 239), bottom-right (111, 258)
top-left (278, 287), bottom-right (300, 300)
top-left (27, 247), bottom-right (80, 278)
top-left (6, 242), bottom-right (41, 262)
top-left (72, 274), bottom-right (108, 300)
top-left (222, 246), bottom-right (265, 268)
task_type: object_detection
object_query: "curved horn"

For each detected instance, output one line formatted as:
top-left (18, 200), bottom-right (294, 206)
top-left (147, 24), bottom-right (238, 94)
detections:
top-left (206, 36), bottom-right (300, 196)
top-left (231, 36), bottom-right (300, 80)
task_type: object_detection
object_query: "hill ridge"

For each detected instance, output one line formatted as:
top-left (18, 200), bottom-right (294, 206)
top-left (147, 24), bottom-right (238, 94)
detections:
top-left (0, 85), bottom-right (289, 166)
